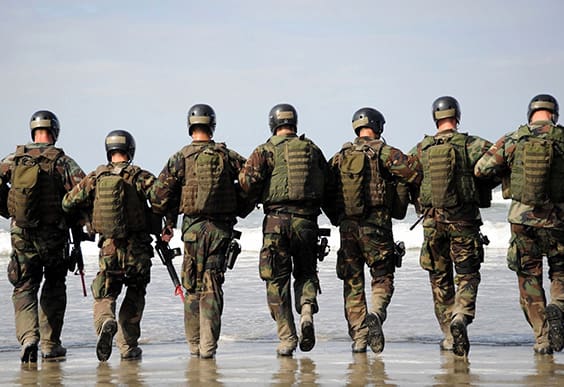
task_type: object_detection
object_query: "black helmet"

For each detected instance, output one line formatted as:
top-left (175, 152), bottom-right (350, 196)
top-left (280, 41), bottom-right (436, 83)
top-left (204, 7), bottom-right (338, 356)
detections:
top-left (352, 107), bottom-right (386, 135)
top-left (187, 104), bottom-right (216, 136)
top-left (431, 96), bottom-right (461, 125)
top-left (30, 110), bottom-right (60, 143)
top-left (105, 130), bottom-right (136, 162)
top-left (269, 103), bottom-right (297, 133)
top-left (528, 94), bottom-right (559, 123)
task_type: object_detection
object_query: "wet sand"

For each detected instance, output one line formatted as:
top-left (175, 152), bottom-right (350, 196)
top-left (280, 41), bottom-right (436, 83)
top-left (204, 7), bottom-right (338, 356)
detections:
top-left (3, 341), bottom-right (564, 386)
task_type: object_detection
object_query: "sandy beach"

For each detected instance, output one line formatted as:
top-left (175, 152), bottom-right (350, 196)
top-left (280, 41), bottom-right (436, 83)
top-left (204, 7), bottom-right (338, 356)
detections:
top-left (2, 340), bottom-right (564, 386)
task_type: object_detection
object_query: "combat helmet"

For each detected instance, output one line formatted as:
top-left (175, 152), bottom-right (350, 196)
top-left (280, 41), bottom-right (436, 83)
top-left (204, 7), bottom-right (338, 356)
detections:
top-left (187, 104), bottom-right (216, 136)
top-left (269, 103), bottom-right (298, 133)
top-left (528, 94), bottom-right (559, 123)
top-left (352, 107), bottom-right (386, 135)
top-left (30, 110), bottom-right (60, 143)
top-left (432, 96), bottom-right (461, 125)
top-left (105, 129), bottom-right (136, 161)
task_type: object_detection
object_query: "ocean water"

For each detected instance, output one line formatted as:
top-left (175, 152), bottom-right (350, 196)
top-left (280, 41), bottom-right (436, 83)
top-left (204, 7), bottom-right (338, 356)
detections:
top-left (0, 190), bottom-right (543, 353)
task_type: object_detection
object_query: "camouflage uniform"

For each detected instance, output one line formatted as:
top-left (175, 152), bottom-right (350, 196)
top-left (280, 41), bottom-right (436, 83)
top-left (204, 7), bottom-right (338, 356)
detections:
top-left (62, 161), bottom-right (155, 359)
top-left (239, 133), bottom-right (330, 355)
top-left (475, 120), bottom-right (564, 353)
top-left (0, 143), bottom-right (85, 358)
top-left (150, 140), bottom-right (247, 358)
top-left (328, 137), bottom-right (421, 352)
top-left (410, 129), bottom-right (494, 351)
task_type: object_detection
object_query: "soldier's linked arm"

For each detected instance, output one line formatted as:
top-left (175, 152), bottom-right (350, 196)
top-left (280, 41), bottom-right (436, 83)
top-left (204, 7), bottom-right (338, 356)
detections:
top-left (61, 172), bottom-right (95, 213)
top-left (238, 146), bottom-right (268, 194)
top-left (150, 155), bottom-right (183, 227)
top-left (474, 135), bottom-right (510, 179)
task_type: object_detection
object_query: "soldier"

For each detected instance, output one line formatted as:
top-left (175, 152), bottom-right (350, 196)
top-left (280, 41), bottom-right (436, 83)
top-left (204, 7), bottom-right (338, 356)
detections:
top-left (0, 110), bottom-right (85, 363)
top-left (327, 107), bottom-right (421, 353)
top-left (150, 104), bottom-right (250, 359)
top-left (410, 96), bottom-right (497, 357)
top-left (238, 103), bottom-right (330, 356)
top-left (475, 94), bottom-right (564, 355)
top-left (62, 130), bottom-right (156, 361)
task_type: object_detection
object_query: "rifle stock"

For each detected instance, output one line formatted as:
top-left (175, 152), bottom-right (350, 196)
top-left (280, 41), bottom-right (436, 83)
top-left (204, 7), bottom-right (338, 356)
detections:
top-left (154, 235), bottom-right (184, 302)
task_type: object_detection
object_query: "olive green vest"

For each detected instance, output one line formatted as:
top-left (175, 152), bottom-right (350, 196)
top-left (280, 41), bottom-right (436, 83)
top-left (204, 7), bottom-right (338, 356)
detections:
top-left (419, 132), bottom-right (478, 208)
top-left (336, 140), bottom-right (392, 217)
top-left (510, 124), bottom-right (564, 205)
top-left (262, 135), bottom-right (325, 206)
top-left (179, 142), bottom-right (238, 216)
top-left (92, 164), bottom-right (146, 238)
top-left (7, 145), bottom-right (65, 228)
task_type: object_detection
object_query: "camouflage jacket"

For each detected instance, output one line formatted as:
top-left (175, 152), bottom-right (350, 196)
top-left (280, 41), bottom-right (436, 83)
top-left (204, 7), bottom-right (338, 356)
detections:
top-left (0, 142), bottom-right (85, 228)
top-left (150, 140), bottom-right (247, 227)
top-left (62, 161), bottom-right (156, 234)
top-left (475, 120), bottom-right (564, 228)
top-left (239, 133), bottom-right (332, 217)
top-left (410, 129), bottom-right (493, 224)
top-left (327, 136), bottom-right (422, 229)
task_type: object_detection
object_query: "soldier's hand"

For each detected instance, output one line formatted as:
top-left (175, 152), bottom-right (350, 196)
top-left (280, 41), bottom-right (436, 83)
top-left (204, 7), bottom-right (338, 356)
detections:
top-left (161, 226), bottom-right (174, 243)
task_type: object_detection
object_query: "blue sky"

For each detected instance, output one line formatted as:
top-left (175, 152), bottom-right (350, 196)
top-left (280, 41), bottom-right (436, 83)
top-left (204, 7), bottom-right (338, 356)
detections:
top-left (2, 1), bottom-right (564, 173)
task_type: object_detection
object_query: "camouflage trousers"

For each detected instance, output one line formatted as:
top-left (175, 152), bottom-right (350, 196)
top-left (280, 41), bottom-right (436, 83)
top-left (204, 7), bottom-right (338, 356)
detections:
top-left (91, 237), bottom-right (152, 355)
top-left (420, 221), bottom-right (483, 337)
top-left (508, 224), bottom-right (564, 345)
top-left (7, 226), bottom-right (68, 353)
top-left (260, 212), bottom-right (320, 349)
top-left (337, 220), bottom-right (396, 345)
top-left (182, 218), bottom-right (231, 357)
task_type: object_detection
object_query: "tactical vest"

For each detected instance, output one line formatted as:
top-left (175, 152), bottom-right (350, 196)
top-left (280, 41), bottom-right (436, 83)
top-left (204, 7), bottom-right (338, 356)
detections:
top-left (336, 140), bottom-right (391, 217)
top-left (92, 164), bottom-right (146, 238)
top-left (419, 132), bottom-right (479, 209)
top-left (510, 124), bottom-right (564, 205)
top-left (7, 145), bottom-right (65, 228)
top-left (262, 135), bottom-right (325, 205)
top-left (179, 143), bottom-right (238, 216)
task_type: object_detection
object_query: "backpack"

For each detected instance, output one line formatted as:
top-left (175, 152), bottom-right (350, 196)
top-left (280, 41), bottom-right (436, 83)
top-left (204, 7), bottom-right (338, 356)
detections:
top-left (510, 124), bottom-right (564, 205)
top-left (337, 141), bottom-right (387, 217)
top-left (7, 146), bottom-right (64, 227)
top-left (419, 132), bottom-right (479, 209)
top-left (92, 165), bottom-right (145, 238)
top-left (180, 143), bottom-right (238, 215)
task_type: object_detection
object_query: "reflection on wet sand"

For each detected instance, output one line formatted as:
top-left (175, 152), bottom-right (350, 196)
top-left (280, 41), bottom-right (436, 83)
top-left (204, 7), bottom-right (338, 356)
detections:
top-left (186, 357), bottom-right (223, 387)
top-left (434, 353), bottom-right (478, 387)
top-left (347, 353), bottom-right (394, 386)
top-left (17, 360), bottom-right (66, 386)
top-left (1, 342), bottom-right (564, 385)
top-left (96, 360), bottom-right (145, 386)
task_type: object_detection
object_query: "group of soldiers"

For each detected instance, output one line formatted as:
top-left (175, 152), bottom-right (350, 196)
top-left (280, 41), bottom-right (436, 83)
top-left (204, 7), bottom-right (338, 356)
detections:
top-left (1, 94), bottom-right (564, 364)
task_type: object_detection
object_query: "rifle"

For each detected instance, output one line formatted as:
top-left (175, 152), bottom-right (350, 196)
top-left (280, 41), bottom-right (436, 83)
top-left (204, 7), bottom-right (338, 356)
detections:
top-left (409, 208), bottom-right (430, 231)
top-left (154, 232), bottom-right (185, 302)
top-left (317, 228), bottom-right (331, 262)
top-left (224, 230), bottom-right (242, 271)
top-left (69, 226), bottom-right (94, 297)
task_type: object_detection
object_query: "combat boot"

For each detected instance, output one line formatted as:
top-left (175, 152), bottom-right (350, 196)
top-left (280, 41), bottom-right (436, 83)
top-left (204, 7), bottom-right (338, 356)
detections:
top-left (96, 319), bottom-right (117, 361)
top-left (20, 341), bottom-right (38, 364)
top-left (450, 315), bottom-right (469, 357)
top-left (276, 342), bottom-right (296, 357)
top-left (299, 304), bottom-right (315, 352)
top-left (534, 339), bottom-right (553, 355)
top-left (121, 347), bottom-right (142, 361)
top-left (546, 303), bottom-right (564, 352)
top-left (42, 344), bottom-right (67, 361)
top-left (351, 341), bottom-right (367, 353)
top-left (366, 313), bottom-right (385, 354)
